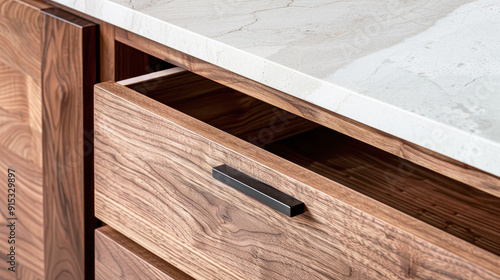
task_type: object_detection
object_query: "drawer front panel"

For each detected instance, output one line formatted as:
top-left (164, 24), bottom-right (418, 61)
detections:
top-left (95, 226), bottom-right (193, 280)
top-left (94, 81), bottom-right (500, 280)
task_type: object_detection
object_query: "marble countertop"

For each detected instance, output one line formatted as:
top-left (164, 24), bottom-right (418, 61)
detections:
top-left (53, 0), bottom-right (500, 177)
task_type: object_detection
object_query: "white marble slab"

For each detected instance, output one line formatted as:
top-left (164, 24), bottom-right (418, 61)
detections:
top-left (54, 0), bottom-right (500, 177)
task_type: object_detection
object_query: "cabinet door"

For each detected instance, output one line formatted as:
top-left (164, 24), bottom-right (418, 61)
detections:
top-left (0, 1), bottom-right (96, 279)
top-left (0, 1), bottom-right (50, 278)
top-left (41, 7), bottom-right (97, 280)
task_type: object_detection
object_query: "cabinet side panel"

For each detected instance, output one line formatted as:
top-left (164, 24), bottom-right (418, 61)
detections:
top-left (41, 8), bottom-right (97, 280)
top-left (99, 22), bottom-right (115, 82)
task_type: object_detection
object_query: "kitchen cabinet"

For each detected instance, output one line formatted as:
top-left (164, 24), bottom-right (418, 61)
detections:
top-left (92, 37), bottom-right (500, 279)
top-left (0, 0), bottom-right (96, 278)
top-left (2, 0), bottom-right (500, 279)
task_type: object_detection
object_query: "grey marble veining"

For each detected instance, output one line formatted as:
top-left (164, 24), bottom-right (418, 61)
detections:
top-left (54, 0), bottom-right (500, 176)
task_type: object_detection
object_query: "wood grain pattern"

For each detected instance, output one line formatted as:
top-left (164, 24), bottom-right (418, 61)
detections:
top-left (130, 69), bottom-right (500, 255)
top-left (94, 81), bottom-right (500, 280)
top-left (0, 62), bottom-right (42, 166)
top-left (99, 21), bottom-right (115, 82)
top-left (114, 28), bottom-right (500, 199)
top-left (0, 2), bottom-right (97, 279)
top-left (0, 61), bottom-right (44, 279)
top-left (41, 8), bottom-right (96, 280)
top-left (95, 226), bottom-right (194, 280)
top-left (126, 69), bottom-right (318, 146)
top-left (0, 0), bottom-right (50, 80)
top-left (0, 1), bottom-right (48, 278)
top-left (0, 137), bottom-right (44, 279)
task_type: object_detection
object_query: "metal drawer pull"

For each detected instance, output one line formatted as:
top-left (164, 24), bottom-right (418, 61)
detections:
top-left (212, 165), bottom-right (305, 217)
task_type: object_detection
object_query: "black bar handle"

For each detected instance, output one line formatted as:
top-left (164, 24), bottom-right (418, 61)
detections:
top-left (212, 165), bottom-right (304, 217)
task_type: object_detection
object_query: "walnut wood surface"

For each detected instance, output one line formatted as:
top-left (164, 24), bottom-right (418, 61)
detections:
top-left (94, 81), bottom-right (500, 280)
top-left (0, 62), bottom-right (44, 279)
top-left (41, 8), bottom-right (96, 280)
top-left (100, 21), bottom-right (115, 82)
top-left (0, 0), bottom-right (50, 80)
top-left (1, 3), bottom-right (98, 278)
top-left (114, 28), bottom-right (500, 198)
top-left (126, 70), bottom-right (318, 146)
top-left (0, 1), bottom-right (48, 278)
top-left (95, 226), bottom-right (194, 280)
top-left (0, 2), bottom-right (96, 278)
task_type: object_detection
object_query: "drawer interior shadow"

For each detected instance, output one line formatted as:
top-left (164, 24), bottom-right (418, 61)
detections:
top-left (126, 70), bottom-right (500, 256)
top-left (126, 70), bottom-right (318, 146)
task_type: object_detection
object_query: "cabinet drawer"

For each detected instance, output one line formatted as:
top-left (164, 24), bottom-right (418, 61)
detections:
top-left (95, 226), bottom-right (193, 280)
top-left (94, 68), bottom-right (500, 279)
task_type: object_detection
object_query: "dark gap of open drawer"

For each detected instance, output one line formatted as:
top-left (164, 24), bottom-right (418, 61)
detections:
top-left (127, 70), bottom-right (500, 256)
top-left (126, 70), bottom-right (319, 146)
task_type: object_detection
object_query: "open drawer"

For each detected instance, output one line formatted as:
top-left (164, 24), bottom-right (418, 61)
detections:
top-left (94, 67), bottom-right (500, 279)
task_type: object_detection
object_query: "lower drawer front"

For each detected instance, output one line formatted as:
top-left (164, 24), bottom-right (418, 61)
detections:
top-left (95, 226), bottom-right (193, 280)
top-left (94, 71), bottom-right (500, 280)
